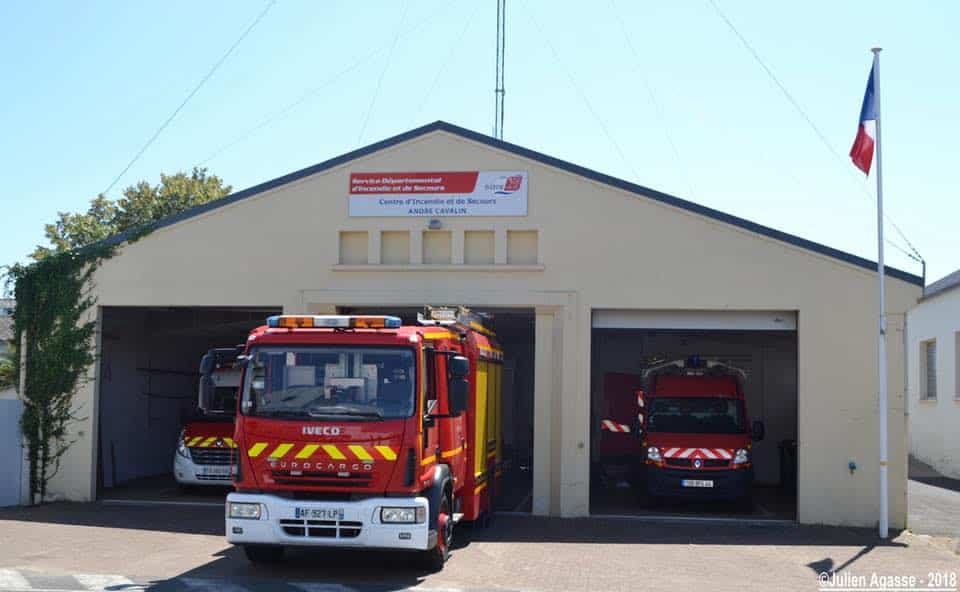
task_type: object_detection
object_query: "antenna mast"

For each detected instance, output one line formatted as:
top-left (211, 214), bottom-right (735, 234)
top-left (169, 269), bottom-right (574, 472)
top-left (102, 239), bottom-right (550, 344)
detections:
top-left (493, 0), bottom-right (506, 140)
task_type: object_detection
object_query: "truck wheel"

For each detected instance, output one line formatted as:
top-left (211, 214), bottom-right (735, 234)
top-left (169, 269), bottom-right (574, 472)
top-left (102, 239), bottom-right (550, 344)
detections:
top-left (422, 495), bottom-right (452, 571)
top-left (243, 544), bottom-right (285, 564)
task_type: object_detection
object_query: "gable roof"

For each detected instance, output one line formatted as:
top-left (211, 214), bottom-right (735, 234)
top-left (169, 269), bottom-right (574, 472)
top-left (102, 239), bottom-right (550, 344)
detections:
top-left (921, 268), bottom-right (960, 301)
top-left (102, 120), bottom-right (922, 286)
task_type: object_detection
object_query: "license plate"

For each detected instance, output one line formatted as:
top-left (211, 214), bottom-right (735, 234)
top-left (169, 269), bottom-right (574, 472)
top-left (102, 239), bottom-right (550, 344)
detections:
top-left (295, 507), bottom-right (345, 521)
top-left (197, 466), bottom-right (231, 477)
top-left (681, 479), bottom-right (714, 488)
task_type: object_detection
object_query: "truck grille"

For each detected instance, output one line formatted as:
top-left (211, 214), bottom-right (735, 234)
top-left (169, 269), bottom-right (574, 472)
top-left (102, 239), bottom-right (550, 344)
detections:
top-left (666, 458), bottom-right (729, 468)
top-left (189, 448), bottom-right (233, 466)
top-left (196, 473), bottom-right (231, 481)
top-left (279, 519), bottom-right (362, 539)
top-left (272, 471), bottom-right (373, 488)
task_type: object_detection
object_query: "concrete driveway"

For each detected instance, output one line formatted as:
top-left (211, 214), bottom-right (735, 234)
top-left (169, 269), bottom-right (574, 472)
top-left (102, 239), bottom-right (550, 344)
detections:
top-left (909, 456), bottom-right (960, 537)
top-left (0, 502), bottom-right (957, 592)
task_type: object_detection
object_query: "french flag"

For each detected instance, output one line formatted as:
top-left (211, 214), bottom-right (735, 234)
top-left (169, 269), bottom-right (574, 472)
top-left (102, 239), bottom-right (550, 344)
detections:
top-left (850, 65), bottom-right (878, 175)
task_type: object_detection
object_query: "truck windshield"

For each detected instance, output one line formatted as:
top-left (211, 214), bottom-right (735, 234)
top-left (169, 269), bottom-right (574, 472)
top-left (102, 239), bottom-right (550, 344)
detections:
top-left (647, 397), bottom-right (745, 434)
top-left (242, 346), bottom-right (415, 420)
top-left (205, 386), bottom-right (237, 416)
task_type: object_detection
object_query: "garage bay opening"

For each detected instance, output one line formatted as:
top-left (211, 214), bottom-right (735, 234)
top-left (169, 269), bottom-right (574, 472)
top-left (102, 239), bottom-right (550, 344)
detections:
top-left (97, 306), bottom-right (281, 502)
top-left (590, 310), bottom-right (798, 521)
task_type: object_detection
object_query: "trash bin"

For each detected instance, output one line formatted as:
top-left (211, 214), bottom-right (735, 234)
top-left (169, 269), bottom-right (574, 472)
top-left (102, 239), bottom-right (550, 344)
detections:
top-left (778, 439), bottom-right (798, 494)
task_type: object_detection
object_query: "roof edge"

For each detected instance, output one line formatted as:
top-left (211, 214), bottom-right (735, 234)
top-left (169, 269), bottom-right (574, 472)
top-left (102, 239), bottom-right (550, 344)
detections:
top-left (95, 120), bottom-right (923, 287)
top-left (919, 268), bottom-right (960, 302)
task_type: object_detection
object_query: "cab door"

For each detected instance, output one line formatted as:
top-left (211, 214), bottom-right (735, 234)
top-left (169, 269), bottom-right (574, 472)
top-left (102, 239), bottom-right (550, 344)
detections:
top-left (421, 349), bottom-right (442, 476)
top-left (435, 352), bottom-right (467, 490)
top-left (598, 372), bottom-right (645, 459)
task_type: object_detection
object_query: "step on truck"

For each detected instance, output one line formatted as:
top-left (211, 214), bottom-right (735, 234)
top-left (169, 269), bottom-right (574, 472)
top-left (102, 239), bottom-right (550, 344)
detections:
top-left (636, 356), bottom-right (765, 506)
top-left (212, 307), bottom-right (504, 569)
top-left (175, 347), bottom-right (242, 487)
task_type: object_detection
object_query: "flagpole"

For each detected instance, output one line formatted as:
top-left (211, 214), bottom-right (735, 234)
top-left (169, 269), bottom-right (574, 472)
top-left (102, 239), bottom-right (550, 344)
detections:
top-left (872, 46), bottom-right (889, 539)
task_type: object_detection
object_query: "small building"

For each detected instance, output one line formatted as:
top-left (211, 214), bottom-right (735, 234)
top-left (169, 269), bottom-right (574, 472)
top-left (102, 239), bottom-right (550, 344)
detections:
top-left (29, 122), bottom-right (921, 529)
top-left (0, 298), bottom-right (15, 400)
top-left (908, 269), bottom-right (960, 478)
top-left (0, 298), bottom-right (13, 355)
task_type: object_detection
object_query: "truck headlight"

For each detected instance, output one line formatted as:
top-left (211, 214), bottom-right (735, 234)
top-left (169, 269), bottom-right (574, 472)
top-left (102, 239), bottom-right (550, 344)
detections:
top-left (176, 430), bottom-right (191, 459)
top-left (228, 502), bottom-right (263, 520)
top-left (380, 507), bottom-right (426, 524)
top-left (732, 448), bottom-right (750, 465)
top-left (646, 446), bottom-right (662, 462)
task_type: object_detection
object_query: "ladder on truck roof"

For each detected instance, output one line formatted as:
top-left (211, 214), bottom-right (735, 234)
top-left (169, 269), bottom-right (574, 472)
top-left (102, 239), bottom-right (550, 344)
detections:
top-left (641, 356), bottom-right (748, 382)
top-left (417, 306), bottom-right (495, 337)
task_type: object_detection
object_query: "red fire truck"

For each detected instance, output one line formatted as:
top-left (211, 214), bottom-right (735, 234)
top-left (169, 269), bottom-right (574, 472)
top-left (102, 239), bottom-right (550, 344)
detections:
top-left (174, 347), bottom-right (241, 487)
top-left (638, 357), bottom-right (764, 505)
top-left (210, 308), bottom-right (503, 569)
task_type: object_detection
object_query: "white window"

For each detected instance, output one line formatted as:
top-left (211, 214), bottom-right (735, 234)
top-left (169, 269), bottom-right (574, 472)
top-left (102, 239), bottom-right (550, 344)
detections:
top-left (920, 340), bottom-right (937, 400)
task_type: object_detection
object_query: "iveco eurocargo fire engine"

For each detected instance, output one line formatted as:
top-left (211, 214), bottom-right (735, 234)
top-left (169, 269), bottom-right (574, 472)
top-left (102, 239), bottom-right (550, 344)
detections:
top-left (208, 308), bottom-right (503, 569)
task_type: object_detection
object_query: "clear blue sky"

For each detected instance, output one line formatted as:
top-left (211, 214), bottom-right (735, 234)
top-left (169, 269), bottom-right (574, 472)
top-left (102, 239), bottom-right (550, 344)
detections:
top-left (1, 1), bottom-right (956, 283)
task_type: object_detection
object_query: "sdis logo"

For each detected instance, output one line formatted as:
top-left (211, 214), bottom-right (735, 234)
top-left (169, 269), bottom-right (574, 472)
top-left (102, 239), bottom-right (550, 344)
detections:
top-left (495, 175), bottom-right (523, 195)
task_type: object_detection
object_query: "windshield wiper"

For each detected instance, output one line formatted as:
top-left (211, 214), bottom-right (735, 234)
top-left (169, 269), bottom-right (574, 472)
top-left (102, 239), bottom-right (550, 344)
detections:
top-left (307, 405), bottom-right (383, 419)
top-left (255, 409), bottom-right (310, 419)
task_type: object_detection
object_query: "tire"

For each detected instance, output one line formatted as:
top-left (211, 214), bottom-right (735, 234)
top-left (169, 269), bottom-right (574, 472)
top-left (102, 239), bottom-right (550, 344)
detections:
top-left (422, 495), bottom-right (452, 571)
top-left (243, 544), bottom-right (285, 564)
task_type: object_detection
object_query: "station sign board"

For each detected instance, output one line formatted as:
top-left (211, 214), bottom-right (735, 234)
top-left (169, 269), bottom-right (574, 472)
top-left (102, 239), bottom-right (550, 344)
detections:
top-left (348, 171), bottom-right (527, 217)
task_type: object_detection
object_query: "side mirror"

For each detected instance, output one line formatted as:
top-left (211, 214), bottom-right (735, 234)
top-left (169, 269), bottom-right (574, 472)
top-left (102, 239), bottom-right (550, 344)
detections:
top-left (199, 353), bottom-right (214, 375)
top-left (752, 420), bottom-right (765, 442)
top-left (448, 379), bottom-right (468, 416)
top-left (199, 375), bottom-right (216, 412)
top-left (449, 355), bottom-right (469, 379)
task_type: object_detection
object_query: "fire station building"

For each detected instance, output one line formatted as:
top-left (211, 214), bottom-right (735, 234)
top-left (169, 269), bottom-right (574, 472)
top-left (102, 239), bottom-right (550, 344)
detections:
top-left (48, 121), bottom-right (921, 529)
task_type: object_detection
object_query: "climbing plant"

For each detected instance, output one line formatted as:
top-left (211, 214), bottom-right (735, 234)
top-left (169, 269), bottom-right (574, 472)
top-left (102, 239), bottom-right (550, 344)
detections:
top-left (4, 168), bottom-right (229, 503)
top-left (5, 246), bottom-right (113, 501)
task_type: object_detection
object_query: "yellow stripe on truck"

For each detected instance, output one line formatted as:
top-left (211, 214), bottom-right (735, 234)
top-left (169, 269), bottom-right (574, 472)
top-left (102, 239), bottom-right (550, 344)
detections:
top-left (223, 437), bottom-right (237, 448)
top-left (349, 445), bottom-right (373, 461)
top-left (441, 446), bottom-right (463, 459)
top-left (198, 437), bottom-right (217, 448)
top-left (295, 444), bottom-right (319, 459)
top-left (322, 444), bottom-right (346, 460)
top-left (269, 443), bottom-right (294, 459)
top-left (187, 436), bottom-right (203, 447)
top-left (248, 442), bottom-right (268, 457)
top-left (374, 446), bottom-right (397, 461)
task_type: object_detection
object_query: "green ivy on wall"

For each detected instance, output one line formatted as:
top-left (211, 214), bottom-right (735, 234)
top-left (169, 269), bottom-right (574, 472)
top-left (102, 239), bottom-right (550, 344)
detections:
top-left (6, 245), bottom-right (113, 501)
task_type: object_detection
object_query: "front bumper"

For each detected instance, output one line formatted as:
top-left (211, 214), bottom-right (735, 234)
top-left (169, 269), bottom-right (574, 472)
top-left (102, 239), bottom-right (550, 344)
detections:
top-left (173, 453), bottom-right (234, 486)
top-left (645, 466), bottom-right (753, 500)
top-left (225, 492), bottom-right (432, 551)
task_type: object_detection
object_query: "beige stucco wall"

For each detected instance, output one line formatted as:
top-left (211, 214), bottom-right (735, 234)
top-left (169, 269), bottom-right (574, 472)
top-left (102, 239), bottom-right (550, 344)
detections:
top-left (51, 129), bottom-right (920, 528)
top-left (907, 289), bottom-right (960, 479)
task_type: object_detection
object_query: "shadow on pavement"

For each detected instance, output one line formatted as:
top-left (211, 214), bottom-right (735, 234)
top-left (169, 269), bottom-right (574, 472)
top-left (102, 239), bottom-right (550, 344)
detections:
top-left (0, 502), bottom-right (908, 548)
top-left (807, 544), bottom-right (876, 576)
top-left (140, 546), bottom-right (432, 591)
top-left (0, 502), bottom-right (225, 536)
top-left (911, 477), bottom-right (960, 494)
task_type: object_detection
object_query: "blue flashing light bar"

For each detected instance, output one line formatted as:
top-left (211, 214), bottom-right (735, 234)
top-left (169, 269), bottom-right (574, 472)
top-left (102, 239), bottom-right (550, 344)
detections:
top-left (266, 315), bottom-right (401, 329)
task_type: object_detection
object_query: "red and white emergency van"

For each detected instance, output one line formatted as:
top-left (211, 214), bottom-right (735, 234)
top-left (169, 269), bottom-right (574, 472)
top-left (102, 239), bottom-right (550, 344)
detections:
top-left (639, 357), bottom-right (764, 505)
top-left (174, 347), bottom-right (241, 487)
top-left (215, 308), bottom-right (504, 569)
